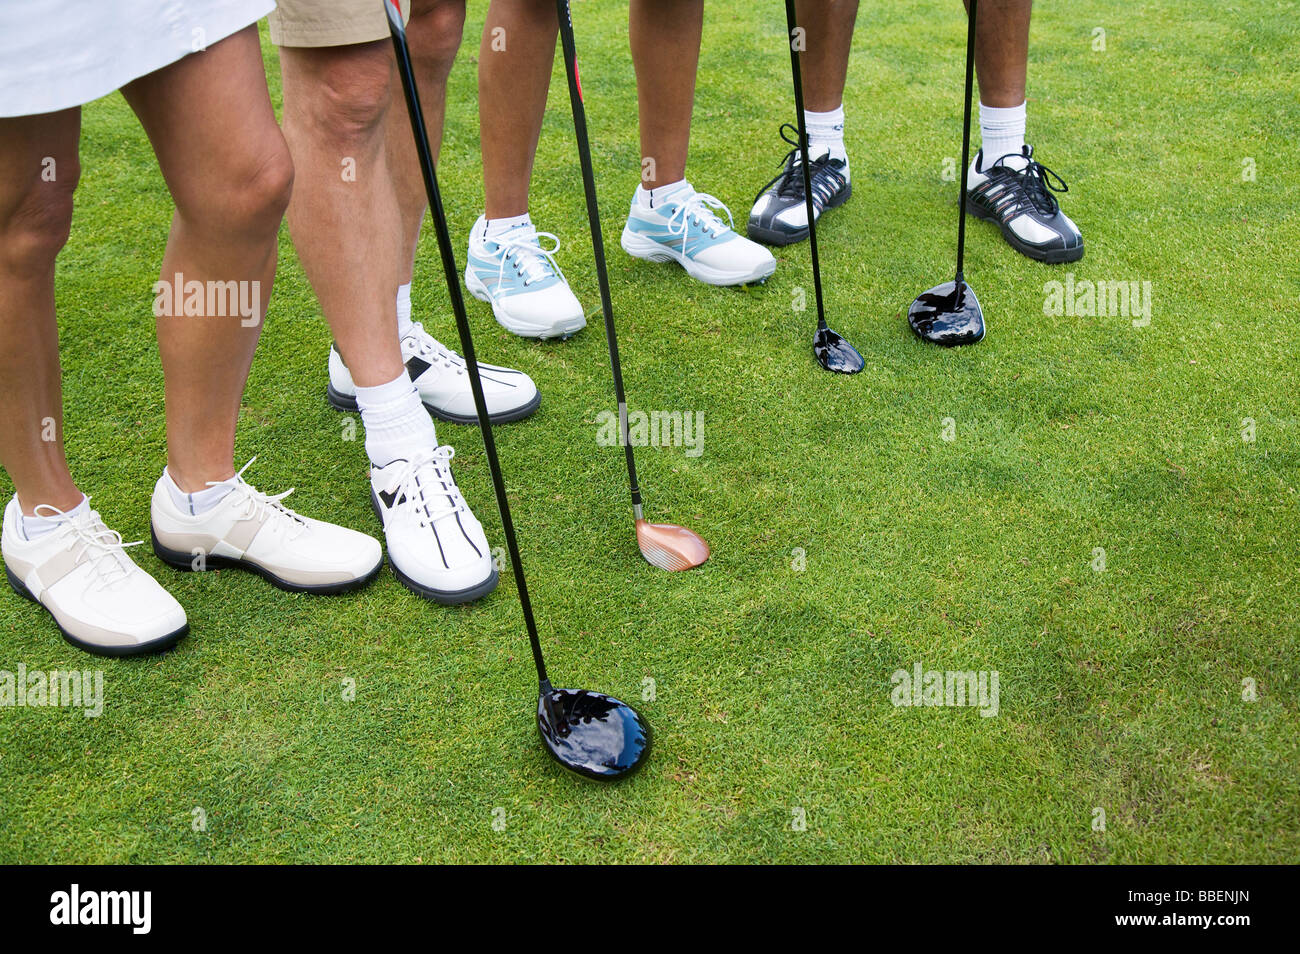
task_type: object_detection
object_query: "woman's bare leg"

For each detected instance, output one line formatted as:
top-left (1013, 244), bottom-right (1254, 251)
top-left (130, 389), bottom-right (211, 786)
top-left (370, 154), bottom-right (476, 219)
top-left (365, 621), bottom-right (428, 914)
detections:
top-left (477, 0), bottom-right (557, 220)
top-left (0, 110), bottom-right (83, 514)
top-left (122, 26), bottom-right (294, 493)
top-left (630, 0), bottom-right (704, 189)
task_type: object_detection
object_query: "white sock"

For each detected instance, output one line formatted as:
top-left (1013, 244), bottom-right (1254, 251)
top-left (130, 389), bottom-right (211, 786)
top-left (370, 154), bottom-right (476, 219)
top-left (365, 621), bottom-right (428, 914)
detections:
top-left (396, 282), bottom-right (414, 339)
top-left (979, 101), bottom-right (1028, 170)
top-left (636, 178), bottom-right (690, 209)
top-left (163, 468), bottom-right (236, 516)
top-left (356, 372), bottom-right (437, 467)
top-left (484, 212), bottom-right (532, 239)
top-left (805, 104), bottom-right (849, 180)
top-left (20, 494), bottom-right (88, 539)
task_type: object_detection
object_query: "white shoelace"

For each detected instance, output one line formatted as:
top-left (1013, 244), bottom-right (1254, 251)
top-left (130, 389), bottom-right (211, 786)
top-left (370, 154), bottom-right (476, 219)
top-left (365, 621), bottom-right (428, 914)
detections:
top-left (218, 457), bottom-right (309, 540)
top-left (404, 322), bottom-right (465, 377)
top-left (383, 447), bottom-right (466, 528)
top-left (490, 229), bottom-right (566, 289)
top-left (665, 191), bottom-right (735, 254)
top-left (35, 499), bottom-right (140, 589)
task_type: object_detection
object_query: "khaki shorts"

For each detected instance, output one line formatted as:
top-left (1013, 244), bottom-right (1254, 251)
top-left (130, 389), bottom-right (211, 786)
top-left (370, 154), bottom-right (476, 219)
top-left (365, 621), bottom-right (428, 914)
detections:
top-left (268, 0), bottom-right (410, 48)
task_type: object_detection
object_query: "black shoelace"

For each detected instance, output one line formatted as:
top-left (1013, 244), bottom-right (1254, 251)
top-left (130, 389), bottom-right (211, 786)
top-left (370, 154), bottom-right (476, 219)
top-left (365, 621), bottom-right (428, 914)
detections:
top-left (754, 122), bottom-right (847, 209)
top-left (984, 150), bottom-right (1070, 217)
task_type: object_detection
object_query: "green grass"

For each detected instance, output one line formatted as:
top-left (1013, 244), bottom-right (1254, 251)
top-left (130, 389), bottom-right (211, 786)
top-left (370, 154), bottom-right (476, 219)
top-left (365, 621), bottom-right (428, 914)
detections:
top-left (2, 0), bottom-right (1298, 864)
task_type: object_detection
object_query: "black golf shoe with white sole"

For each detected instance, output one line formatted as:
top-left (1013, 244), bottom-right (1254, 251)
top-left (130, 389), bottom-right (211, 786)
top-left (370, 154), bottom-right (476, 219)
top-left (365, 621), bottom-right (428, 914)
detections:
top-left (369, 448), bottom-right (498, 605)
top-left (748, 123), bottom-right (851, 246)
top-left (964, 145), bottom-right (1083, 264)
top-left (327, 322), bottom-right (540, 425)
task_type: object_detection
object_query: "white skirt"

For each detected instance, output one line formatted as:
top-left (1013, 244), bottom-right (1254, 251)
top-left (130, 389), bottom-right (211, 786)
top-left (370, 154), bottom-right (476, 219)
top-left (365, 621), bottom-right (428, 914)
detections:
top-left (0, 0), bottom-right (276, 118)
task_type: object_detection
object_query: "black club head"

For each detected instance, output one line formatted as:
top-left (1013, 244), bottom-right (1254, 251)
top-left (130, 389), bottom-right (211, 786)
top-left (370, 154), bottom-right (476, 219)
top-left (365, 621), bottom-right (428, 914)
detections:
top-left (907, 279), bottom-right (985, 346)
top-left (537, 687), bottom-right (651, 781)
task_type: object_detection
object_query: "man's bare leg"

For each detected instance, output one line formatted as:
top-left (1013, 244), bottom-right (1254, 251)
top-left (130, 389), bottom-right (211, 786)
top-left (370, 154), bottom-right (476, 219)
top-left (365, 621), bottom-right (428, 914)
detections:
top-left (966, 0), bottom-right (1032, 163)
top-left (962, 0), bottom-right (1083, 263)
top-left (387, 0), bottom-right (467, 288)
top-left (747, 1), bottom-right (857, 247)
top-left (280, 40), bottom-right (405, 389)
top-left (969, 0), bottom-right (1031, 108)
top-left (794, 0), bottom-right (859, 112)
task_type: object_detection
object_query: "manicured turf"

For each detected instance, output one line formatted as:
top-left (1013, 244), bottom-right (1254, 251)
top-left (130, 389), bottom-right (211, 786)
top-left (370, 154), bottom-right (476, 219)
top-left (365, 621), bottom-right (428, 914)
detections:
top-left (2, 0), bottom-right (1297, 863)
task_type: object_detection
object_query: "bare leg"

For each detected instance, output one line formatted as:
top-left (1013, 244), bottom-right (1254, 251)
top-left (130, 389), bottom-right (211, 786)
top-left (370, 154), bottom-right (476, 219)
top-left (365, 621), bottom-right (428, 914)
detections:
top-left (280, 40), bottom-right (405, 388)
top-left (0, 111), bottom-right (83, 514)
top-left (478, 0), bottom-right (557, 220)
top-left (387, 0), bottom-right (467, 286)
top-left (794, 0), bottom-right (859, 111)
top-left (630, 0), bottom-right (703, 189)
top-left (967, 0), bottom-right (1032, 107)
top-left (121, 27), bottom-right (293, 493)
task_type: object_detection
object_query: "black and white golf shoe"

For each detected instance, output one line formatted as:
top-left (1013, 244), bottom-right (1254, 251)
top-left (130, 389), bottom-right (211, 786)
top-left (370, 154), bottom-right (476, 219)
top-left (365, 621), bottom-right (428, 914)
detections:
top-left (327, 321), bottom-right (539, 426)
top-left (369, 448), bottom-right (498, 605)
top-left (747, 123), bottom-right (851, 246)
top-left (964, 145), bottom-right (1083, 264)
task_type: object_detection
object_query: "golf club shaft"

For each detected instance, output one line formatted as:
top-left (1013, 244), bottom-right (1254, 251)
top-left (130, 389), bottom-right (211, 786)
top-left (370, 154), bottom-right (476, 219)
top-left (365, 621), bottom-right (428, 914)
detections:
top-left (784, 0), bottom-right (828, 333)
top-left (385, 1), bottom-right (549, 686)
top-left (955, 0), bottom-right (978, 283)
top-left (554, 0), bottom-right (644, 514)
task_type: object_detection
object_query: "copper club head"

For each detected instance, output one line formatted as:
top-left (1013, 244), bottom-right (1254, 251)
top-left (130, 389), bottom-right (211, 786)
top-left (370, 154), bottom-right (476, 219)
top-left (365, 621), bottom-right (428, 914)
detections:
top-left (635, 519), bottom-right (710, 572)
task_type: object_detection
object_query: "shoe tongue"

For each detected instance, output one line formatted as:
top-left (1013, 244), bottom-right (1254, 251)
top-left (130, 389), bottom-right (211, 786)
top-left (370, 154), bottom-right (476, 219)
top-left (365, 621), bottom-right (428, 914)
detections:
top-left (992, 146), bottom-right (1031, 173)
top-left (652, 180), bottom-right (693, 207)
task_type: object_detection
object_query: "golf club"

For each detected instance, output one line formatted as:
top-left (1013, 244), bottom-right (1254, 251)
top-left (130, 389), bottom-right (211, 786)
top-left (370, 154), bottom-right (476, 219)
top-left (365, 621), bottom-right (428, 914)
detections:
top-left (555, 0), bottom-right (710, 572)
top-left (785, 0), bottom-right (865, 374)
top-left (906, 0), bottom-right (986, 346)
top-left (384, 0), bottom-right (650, 781)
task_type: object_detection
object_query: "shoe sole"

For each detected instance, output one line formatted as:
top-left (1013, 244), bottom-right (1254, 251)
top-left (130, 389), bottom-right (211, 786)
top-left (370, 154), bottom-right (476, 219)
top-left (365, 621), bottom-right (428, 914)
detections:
top-left (5, 564), bottom-right (189, 658)
top-left (620, 229), bottom-right (777, 286)
top-left (367, 490), bottom-right (499, 606)
top-left (150, 526), bottom-right (383, 596)
top-left (463, 269), bottom-right (587, 340)
top-left (965, 198), bottom-right (1085, 264)
top-left (326, 383), bottom-right (541, 426)
top-left (746, 182), bottom-right (853, 246)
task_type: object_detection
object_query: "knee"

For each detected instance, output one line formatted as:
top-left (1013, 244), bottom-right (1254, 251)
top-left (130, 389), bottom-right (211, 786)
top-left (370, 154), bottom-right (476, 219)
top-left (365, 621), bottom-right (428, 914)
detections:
top-left (179, 138), bottom-right (293, 240)
top-left (296, 47), bottom-right (396, 151)
top-left (232, 142), bottom-right (295, 238)
top-left (0, 159), bottom-right (80, 276)
top-left (409, 0), bottom-right (466, 78)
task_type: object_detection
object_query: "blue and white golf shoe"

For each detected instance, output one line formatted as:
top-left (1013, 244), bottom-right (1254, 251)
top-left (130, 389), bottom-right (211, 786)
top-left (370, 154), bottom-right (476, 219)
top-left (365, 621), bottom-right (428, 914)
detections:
top-left (620, 182), bottom-right (776, 286)
top-left (464, 216), bottom-right (586, 340)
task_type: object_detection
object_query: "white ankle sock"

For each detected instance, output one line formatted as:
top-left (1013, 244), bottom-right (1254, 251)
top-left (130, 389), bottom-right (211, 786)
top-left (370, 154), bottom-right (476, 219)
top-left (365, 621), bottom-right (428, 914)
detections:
top-left (396, 282), bottom-right (414, 339)
top-left (356, 372), bottom-right (437, 467)
top-left (163, 468), bottom-right (235, 516)
top-left (805, 104), bottom-right (849, 178)
top-left (21, 494), bottom-right (88, 539)
top-left (636, 179), bottom-right (690, 209)
top-left (979, 101), bottom-right (1027, 170)
top-left (484, 212), bottom-right (532, 239)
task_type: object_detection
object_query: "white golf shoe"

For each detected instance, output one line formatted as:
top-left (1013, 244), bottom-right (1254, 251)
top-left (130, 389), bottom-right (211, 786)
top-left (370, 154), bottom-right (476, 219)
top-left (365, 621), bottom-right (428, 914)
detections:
top-left (2, 495), bottom-right (188, 657)
top-left (327, 322), bottom-right (540, 425)
top-left (150, 460), bottom-right (383, 594)
top-left (369, 447), bottom-right (497, 604)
